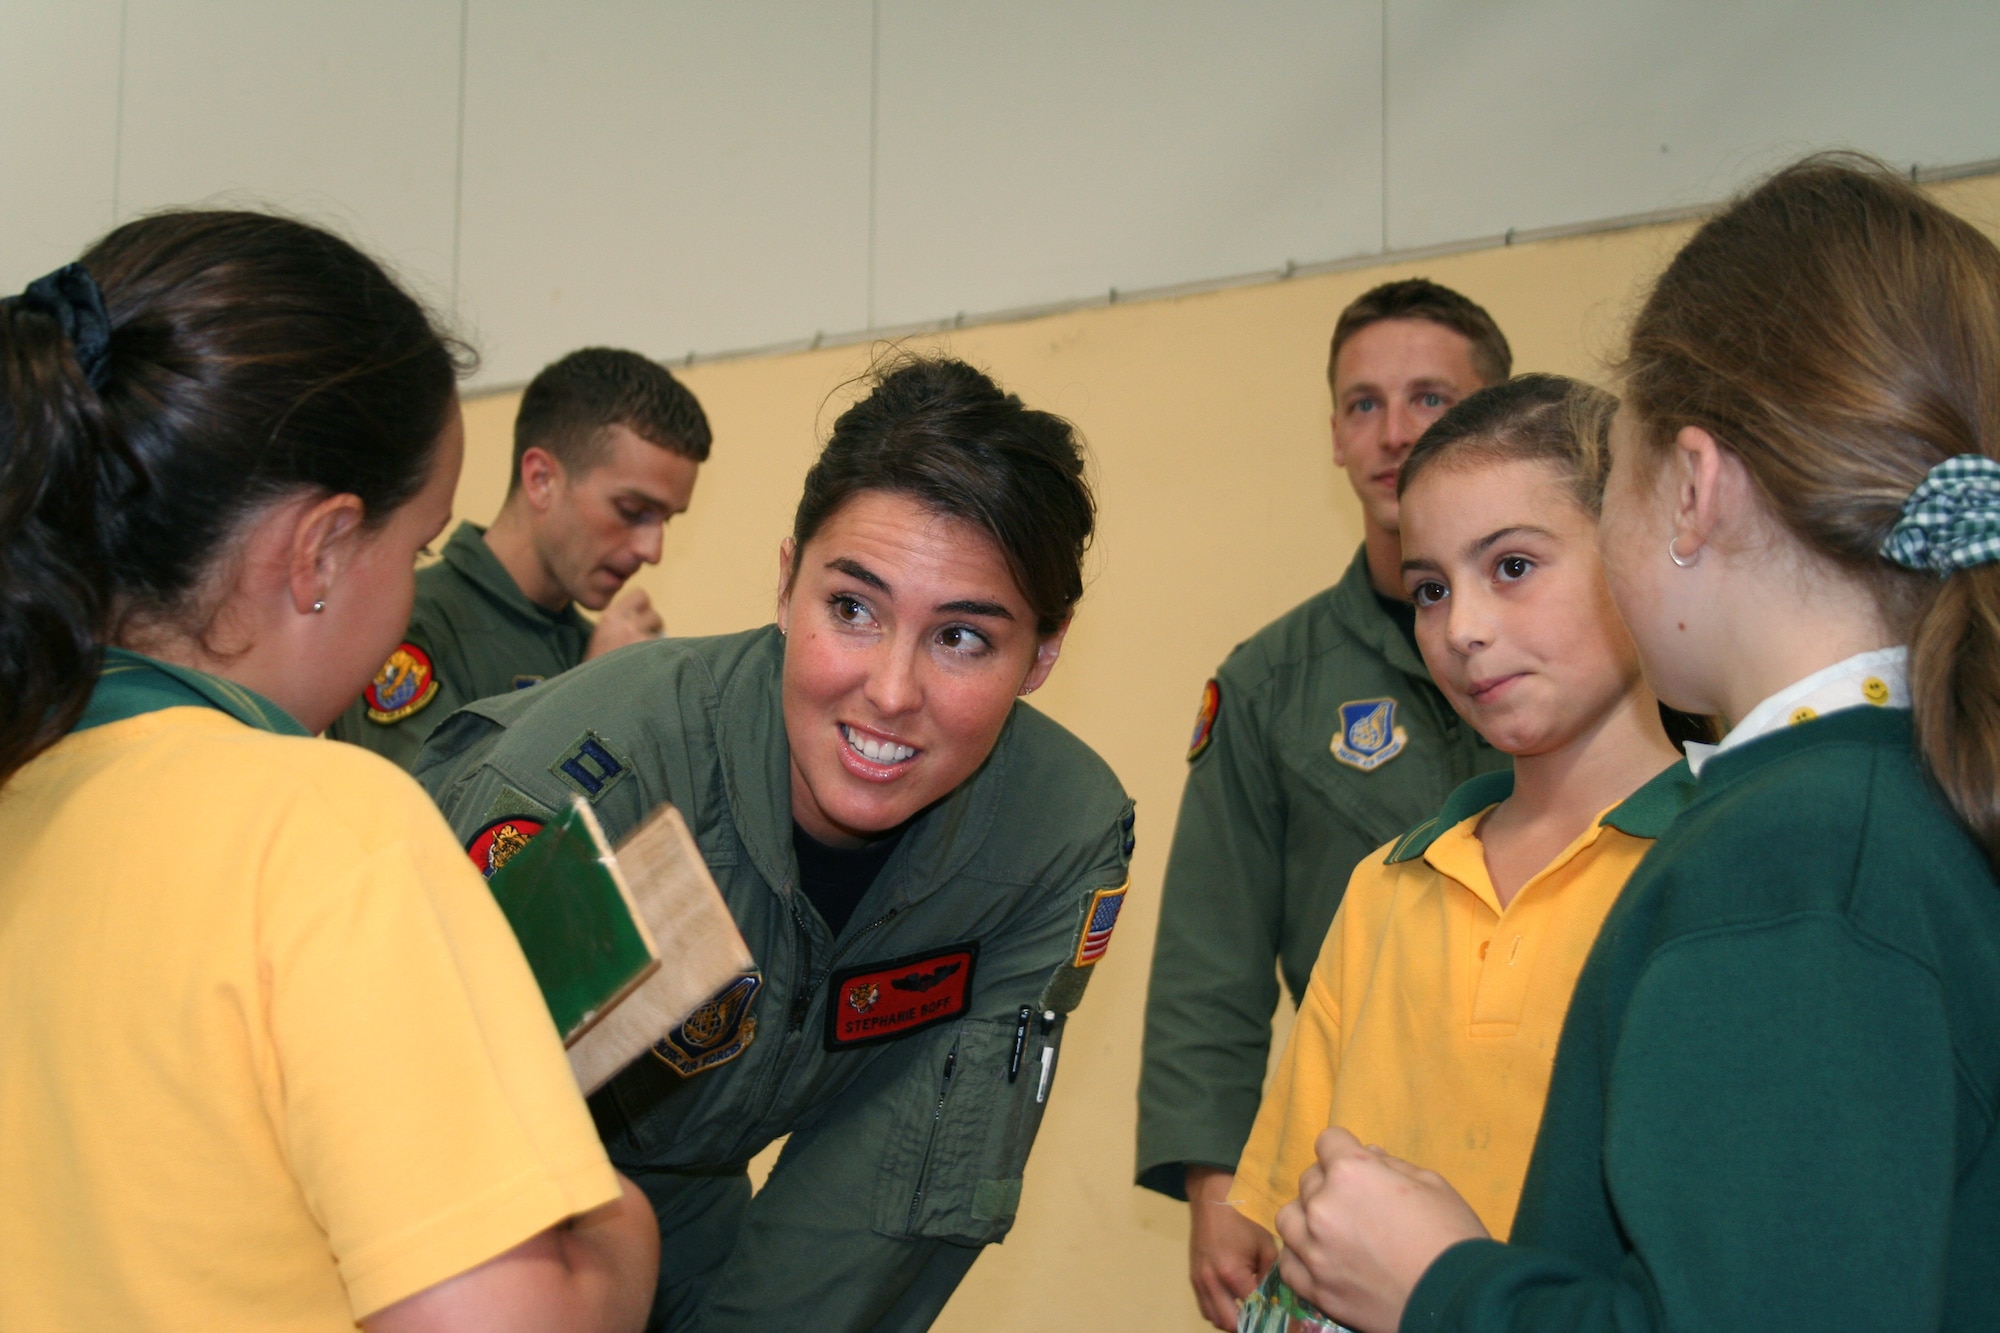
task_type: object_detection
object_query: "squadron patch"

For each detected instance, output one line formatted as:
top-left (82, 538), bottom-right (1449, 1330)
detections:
top-left (824, 943), bottom-right (979, 1051)
top-left (1332, 697), bottom-right (1407, 771)
top-left (364, 642), bottom-right (440, 724)
top-left (550, 730), bottom-right (633, 802)
top-left (1073, 882), bottom-right (1129, 966)
top-left (653, 972), bottom-right (762, 1076)
top-left (466, 816), bottom-right (546, 879)
top-left (1186, 679), bottom-right (1222, 762)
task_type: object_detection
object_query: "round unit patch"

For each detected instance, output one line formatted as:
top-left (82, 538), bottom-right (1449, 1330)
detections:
top-left (364, 642), bottom-right (440, 724)
top-left (1186, 678), bottom-right (1222, 762)
top-left (467, 816), bottom-right (546, 879)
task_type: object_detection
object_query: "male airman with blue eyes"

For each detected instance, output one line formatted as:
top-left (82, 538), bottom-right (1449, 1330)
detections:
top-left (330, 346), bottom-right (709, 768)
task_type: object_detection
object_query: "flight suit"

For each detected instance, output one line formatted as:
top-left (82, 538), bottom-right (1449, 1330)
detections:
top-left (1135, 546), bottom-right (1506, 1197)
top-left (328, 521), bottom-right (591, 768)
top-left (414, 624), bottom-right (1135, 1332)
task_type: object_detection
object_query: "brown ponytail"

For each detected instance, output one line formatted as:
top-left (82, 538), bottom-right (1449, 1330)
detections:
top-left (0, 212), bottom-right (471, 786)
top-left (0, 278), bottom-right (127, 777)
top-left (1620, 153), bottom-right (2000, 863)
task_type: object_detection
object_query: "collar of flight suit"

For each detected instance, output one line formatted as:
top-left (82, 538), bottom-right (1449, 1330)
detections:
top-left (439, 520), bottom-right (592, 633)
top-left (712, 624), bottom-right (1013, 916)
top-left (1326, 543), bottom-right (1431, 683)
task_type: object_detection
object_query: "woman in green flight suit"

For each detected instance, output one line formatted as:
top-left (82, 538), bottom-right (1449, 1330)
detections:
top-left (415, 355), bottom-right (1136, 1333)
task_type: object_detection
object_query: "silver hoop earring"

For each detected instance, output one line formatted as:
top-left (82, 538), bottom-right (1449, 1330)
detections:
top-left (1667, 538), bottom-right (1700, 569)
top-left (311, 600), bottom-right (326, 613)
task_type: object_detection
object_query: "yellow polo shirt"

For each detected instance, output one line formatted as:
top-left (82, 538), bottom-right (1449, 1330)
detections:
top-left (0, 708), bottom-right (620, 1330)
top-left (1233, 761), bottom-right (1694, 1240)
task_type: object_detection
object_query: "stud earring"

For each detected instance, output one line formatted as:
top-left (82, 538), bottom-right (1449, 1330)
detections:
top-left (311, 600), bottom-right (326, 613)
top-left (1667, 537), bottom-right (1700, 569)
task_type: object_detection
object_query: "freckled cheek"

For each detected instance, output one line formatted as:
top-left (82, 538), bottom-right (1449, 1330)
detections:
top-left (919, 676), bottom-right (1018, 762)
top-left (784, 635), bottom-right (867, 719)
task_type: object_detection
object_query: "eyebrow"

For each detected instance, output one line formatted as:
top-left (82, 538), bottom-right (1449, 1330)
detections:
top-left (1342, 376), bottom-right (1460, 401)
top-left (1401, 525), bottom-right (1559, 575)
top-left (827, 557), bottom-right (888, 591)
top-left (1467, 524), bottom-right (1557, 558)
top-left (939, 599), bottom-right (1013, 620)
top-left (826, 558), bottom-right (1015, 619)
top-left (615, 487), bottom-right (683, 514)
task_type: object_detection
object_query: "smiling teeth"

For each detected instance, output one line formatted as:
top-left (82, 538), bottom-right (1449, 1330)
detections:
top-left (843, 725), bottom-right (916, 765)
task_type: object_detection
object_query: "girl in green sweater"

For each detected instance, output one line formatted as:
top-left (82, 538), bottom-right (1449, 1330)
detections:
top-left (1271, 154), bottom-right (2000, 1332)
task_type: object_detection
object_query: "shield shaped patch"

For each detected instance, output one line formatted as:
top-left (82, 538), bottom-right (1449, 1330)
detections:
top-left (364, 642), bottom-right (440, 724)
top-left (1332, 697), bottom-right (1407, 772)
top-left (652, 972), bottom-right (762, 1076)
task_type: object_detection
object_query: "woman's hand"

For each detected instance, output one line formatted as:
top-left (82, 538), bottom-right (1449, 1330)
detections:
top-left (1273, 1129), bottom-right (1488, 1333)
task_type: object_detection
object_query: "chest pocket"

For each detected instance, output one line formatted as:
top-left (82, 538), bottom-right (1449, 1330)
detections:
top-left (869, 1015), bottom-right (1057, 1246)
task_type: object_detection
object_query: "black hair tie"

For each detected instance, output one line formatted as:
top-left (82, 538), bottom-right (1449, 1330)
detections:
top-left (17, 263), bottom-right (114, 392)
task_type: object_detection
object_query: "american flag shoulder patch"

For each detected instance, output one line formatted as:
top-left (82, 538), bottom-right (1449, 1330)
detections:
top-left (1074, 882), bottom-right (1129, 967)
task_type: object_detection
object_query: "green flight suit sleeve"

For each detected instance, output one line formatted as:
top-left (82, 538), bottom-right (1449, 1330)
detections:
top-left (1405, 917), bottom-right (1958, 1332)
top-left (1136, 666), bottom-right (1289, 1198)
top-left (696, 804), bottom-right (1135, 1332)
top-left (412, 697), bottom-right (654, 854)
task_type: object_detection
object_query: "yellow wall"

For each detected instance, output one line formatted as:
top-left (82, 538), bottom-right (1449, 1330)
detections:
top-left (456, 171), bottom-right (2000, 1331)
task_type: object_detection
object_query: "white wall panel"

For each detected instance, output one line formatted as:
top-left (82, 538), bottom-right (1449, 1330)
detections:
top-left (456, 1), bottom-right (872, 389)
top-left (871, 0), bottom-right (1380, 330)
top-left (0, 2), bottom-right (123, 291)
top-left (1386, 0), bottom-right (2000, 250)
top-left (116, 0), bottom-right (462, 311)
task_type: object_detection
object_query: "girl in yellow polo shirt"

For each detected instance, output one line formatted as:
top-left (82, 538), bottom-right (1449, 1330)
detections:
top-left (0, 215), bottom-right (656, 1331)
top-left (1230, 374), bottom-right (1696, 1321)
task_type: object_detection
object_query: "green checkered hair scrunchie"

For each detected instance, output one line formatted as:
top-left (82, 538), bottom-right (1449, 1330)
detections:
top-left (1881, 454), bottom-right (2000, 575)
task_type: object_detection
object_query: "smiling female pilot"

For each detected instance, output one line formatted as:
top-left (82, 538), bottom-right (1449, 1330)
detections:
top-left (414, 355), bottom-right (1134, 1333)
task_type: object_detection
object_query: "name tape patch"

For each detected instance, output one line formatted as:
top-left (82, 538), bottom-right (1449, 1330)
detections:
top-left (824, 942), bottom-right (979, 1051)
top-left (364, 642), bottom-right (440, 724)
top-left (467, 816), bottom-right (545, 879)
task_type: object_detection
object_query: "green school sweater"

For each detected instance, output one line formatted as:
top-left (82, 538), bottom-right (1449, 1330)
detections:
top-left (1407, 707), bottom-right (2000, 1331)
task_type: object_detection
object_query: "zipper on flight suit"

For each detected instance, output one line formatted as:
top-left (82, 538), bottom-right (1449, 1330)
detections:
top-left (906, 1044), bottom-right (958, 1231)
top-left (830, 905), bottom-right (900, 966)
top-left (785, 907), bottom-right (817, 1033)
top-left (785, 902), bottom-right (902, 1033)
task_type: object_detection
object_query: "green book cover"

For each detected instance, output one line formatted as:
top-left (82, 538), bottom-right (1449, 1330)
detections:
top-left (483, 797), bottom-right (660, 1043)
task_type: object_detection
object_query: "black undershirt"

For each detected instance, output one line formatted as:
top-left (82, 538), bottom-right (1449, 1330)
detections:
top-left (792, 822), bottom-right (905, 936)
top-left (1373, 589), bottom-right (1422, 659)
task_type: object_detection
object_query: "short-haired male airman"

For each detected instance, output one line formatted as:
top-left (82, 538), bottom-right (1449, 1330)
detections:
top-left (330, 346), bottom-right (711, 767)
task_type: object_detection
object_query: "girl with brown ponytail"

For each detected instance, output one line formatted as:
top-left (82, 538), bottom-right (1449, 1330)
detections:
top-left (0, 214), bottom-right (656, 1331)
top-left (1265, 155), bottom-right (2000, 1332)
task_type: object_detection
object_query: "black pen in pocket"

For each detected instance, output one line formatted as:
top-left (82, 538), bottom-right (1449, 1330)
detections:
top-left (1007, 1004), bottom-right (1032, 1082)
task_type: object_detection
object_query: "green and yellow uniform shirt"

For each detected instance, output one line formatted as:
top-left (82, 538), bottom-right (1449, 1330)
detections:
top-left (412, 625), bottom-right (1134, 1332)
top-left (1136, 546), bottom-right (1507, 1197)
top-left (0, 651), bottom-right (616, 1329)
top-left (327, 521), bottom-right (591, 768)
top-left (1233, 761), bottom-right (1694, 1241)
top-left (1411, 652), bottom-right (2000, 1330)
